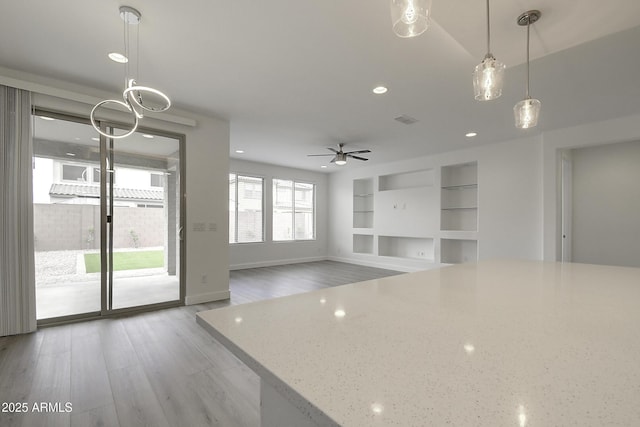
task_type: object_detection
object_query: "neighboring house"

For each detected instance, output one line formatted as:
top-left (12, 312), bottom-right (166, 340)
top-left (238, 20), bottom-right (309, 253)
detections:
top-left (33, 157), bottom-right (165, 207)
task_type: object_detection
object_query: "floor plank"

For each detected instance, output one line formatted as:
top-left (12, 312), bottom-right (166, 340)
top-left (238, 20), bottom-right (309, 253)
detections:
top-left (108, 364), bottom-right (170, 427)
top-left (0, 261), bottom-right (400, 427)
top-left (70, 404), bottom-right (119, 427)
top-left (70, 333), bottom-right (114, 413)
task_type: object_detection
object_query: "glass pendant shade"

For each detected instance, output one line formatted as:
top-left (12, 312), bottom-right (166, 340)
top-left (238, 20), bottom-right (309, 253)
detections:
top-left (514, 98), bottom-right (541, 129)
top-left (390, 0), bottom-right (432, 38)
top-left (473, 55), bottom-right (505, 100)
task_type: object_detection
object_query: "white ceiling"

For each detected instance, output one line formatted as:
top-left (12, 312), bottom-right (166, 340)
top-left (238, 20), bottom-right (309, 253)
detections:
top-left (2, 0), bottom-right (640, 172)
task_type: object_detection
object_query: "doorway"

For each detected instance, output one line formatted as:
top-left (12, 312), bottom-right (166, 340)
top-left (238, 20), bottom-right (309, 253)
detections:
top-left (559, 141), bottom-right (640, 268)
top-left (32, 110), bottom-right (185, 321)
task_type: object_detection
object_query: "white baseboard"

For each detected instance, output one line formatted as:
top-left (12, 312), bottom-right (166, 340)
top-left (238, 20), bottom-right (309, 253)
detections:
top-left (185, 289), bottom-right (231, 305)
top-left (230, 256), bottom-right (327, 271)
top-left (327, 256), bottom-right (441, 273)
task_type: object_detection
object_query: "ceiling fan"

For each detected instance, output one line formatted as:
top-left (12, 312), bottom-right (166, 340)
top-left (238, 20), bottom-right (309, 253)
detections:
top-left (307, 143), bottom-right (371, 165)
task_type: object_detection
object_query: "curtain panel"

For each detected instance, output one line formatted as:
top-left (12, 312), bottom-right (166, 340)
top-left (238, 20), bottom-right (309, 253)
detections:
top-left (0, 85), bottom-right (36, 336)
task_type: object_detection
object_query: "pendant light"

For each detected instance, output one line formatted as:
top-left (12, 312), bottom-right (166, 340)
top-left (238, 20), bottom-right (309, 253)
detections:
top-left (514, 10), bottom-right (541, 129)
top-left (91, 6), bottom-right (171, 139)
top-left (473, 0), bottom-right (505, 101)
top-left (390, 0), bottom-right (433, 38)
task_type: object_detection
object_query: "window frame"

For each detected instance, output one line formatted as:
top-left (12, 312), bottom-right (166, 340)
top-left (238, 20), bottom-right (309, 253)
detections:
top-left (229, 172), bottom-right (265, 244)
top-left (272, 178), bottom-right (316, 242)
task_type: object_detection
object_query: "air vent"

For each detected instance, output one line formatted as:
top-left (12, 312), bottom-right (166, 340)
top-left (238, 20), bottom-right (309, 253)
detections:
top-left (394, 115), bottom-right (419, 125)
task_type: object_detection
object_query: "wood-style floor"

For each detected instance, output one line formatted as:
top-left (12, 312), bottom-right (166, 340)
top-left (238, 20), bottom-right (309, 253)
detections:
top-left (0, 261), bottom-right (401, 427)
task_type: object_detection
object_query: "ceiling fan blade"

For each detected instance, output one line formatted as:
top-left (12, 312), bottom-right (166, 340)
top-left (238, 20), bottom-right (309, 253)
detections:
top-left (307, 154), bottom-right (335, 157)
top-left (329, 157), bottom-right (336, 163)
top-left (326, 147), bottom-right (339, 154)
top-left (344, 149), bottom-right (371, 155)
top-left (347, 154), bottom-right (369, 161)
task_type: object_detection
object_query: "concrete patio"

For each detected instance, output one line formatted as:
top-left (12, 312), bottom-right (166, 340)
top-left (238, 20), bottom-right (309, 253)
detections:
top-left (35, 249), bottom-right (179, 319)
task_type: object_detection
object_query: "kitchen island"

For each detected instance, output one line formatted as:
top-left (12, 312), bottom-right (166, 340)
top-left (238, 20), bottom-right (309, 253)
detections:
top-left (196, 260), bottom-right (640, 426)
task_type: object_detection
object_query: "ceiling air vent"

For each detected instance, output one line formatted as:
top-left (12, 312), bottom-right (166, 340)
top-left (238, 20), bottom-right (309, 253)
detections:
top-left (394, 115), bottom-right (419, 125)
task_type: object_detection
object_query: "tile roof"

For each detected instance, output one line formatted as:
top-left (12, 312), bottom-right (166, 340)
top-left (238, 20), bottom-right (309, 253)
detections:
top-left (49, 183), bottom-right (164, 201)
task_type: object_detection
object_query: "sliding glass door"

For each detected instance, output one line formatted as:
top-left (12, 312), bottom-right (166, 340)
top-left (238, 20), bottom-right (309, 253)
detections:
top-left (32, 111), bottom-right (184, 321)
top-left (32, 115), bottom-right (103, 319)
top-left (105, 127), bottom-right (182, 310)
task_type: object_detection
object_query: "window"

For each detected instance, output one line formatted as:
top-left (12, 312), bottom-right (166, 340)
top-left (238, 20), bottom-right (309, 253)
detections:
top-left (229, 174), bottom-right (264, 243)
top-left (150, 173), bottom-right (163, 187)
top-left (273, 179), bottom-right (315, 241)
top-left (62, 164), bottom-right (88, 182)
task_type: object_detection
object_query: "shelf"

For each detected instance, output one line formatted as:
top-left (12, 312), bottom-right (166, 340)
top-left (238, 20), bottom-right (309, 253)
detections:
top-left (441, 207), bottom-right (477, 210)
top-left (353, 178), bottom-right (375, 228)
top-left (353, 234), bottom-right (374, 255)
top-left (441, 162), bottom-right (478, 232)
top-left (441, 163), bottom-right (478, 188)
top-left (441, 239), bottom-right (477, 264)
top-left (379, 169), bottom-right (434, 191)
top-left (441, 184), bottom-right (477, 190)
top-left (378, 236), bottom-right (434, 261)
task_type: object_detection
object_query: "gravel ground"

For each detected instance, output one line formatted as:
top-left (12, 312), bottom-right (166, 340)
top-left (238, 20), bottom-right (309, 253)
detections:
top-left (35, 249), bottom-right (165, 286)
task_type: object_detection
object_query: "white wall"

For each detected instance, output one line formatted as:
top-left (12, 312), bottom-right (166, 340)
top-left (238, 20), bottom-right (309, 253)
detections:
top-left (0, 68), bottom-right (232, 306)
top-left (328, 135), bottom-right (544, 272)
top-left (229, 158), bottom-right (328, 269)
top-left (570, 140), bottom-right (640, 268)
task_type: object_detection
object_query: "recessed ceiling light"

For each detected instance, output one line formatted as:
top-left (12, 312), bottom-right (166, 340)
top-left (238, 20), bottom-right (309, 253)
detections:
top-left (334, 309), bottom-right (346, 318)
top-left (38, 116), bottom-right (55, 121)
top-left (235, 150), bottom-right (244, 154)
top-left (321, 165), bottom-right (327, 168)
top-left (108, 52), bottom-right (128, 63)
top-left (91, 137), bottom-right (99, 141)
top-left (371, 403), bottom-right (384, 415)
top-left (465, 132), bottom-right (478, 138)
top-left (372, 86), bottom-right (388, 95)
top-left (142, 134), bottom-right (154, 139)
top-left (65, 152), bottom-right (76, 157)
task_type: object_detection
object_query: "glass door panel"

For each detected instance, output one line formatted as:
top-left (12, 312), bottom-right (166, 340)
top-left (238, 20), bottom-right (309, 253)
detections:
top-left (107, 129), bottom-right (181, 310)
top-left (32, 115), bottom-right (102, 320)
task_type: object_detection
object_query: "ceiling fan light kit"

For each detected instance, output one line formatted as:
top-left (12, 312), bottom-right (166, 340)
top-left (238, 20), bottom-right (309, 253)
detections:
top-left (90, 6), bottom-right (171, 139)
top-left (307, 143), bottom-right (371, 166)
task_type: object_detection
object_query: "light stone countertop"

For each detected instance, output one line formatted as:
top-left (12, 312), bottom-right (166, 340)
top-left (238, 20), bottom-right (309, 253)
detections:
top-left (196, 260), bottom-right (640, 426)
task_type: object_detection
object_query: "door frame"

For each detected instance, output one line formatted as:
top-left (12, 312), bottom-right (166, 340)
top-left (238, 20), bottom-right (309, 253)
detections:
top-left (34, 108), bottom-right (186, 325)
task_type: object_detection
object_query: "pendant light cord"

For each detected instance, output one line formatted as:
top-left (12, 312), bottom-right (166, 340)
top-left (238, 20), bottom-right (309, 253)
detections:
top-left (486, 0), bottom-right (491, 56)
top-left (526, 17), bottom-right (531, 99)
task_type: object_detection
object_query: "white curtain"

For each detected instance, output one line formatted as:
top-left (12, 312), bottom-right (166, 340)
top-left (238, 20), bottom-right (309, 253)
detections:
top-left (0, 85), bottom-right (36, 336)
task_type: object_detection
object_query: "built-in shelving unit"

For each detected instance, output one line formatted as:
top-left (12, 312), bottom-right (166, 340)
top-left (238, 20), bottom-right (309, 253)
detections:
top-left (353, 234), bottom-right (374, 255)
top-left (378, 236), bottom-right (434, 261)
top-left (353, 178), bottom-right (374, 228)
top-left (379, 169), bottom-right (434, 191)
top-left (439, 162), bottom-right (479, 264)
top-left (441, 163), bottom-right (478, 232)
top-left (441, 239), bottom-right (478, 264)
top-left (349, 163), bottom-right (480, 267)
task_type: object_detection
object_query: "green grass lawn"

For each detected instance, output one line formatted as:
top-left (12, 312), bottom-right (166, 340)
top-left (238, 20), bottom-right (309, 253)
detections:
top-left (84, 250), bottom-right (164, 273)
